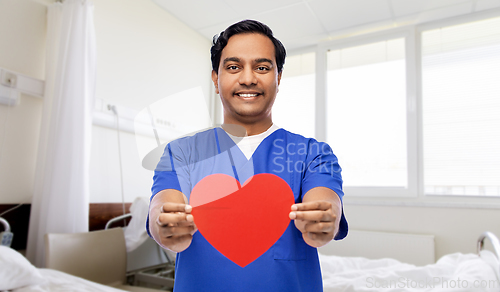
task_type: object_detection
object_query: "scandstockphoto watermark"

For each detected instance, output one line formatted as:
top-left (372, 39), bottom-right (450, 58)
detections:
top-left (271, 139), bottom-right (341, 175)
top-left (366, 277), bottom-right (500, 289)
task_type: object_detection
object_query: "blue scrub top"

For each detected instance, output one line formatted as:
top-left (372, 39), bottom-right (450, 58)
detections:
top-left (149, 127), bottom-right (348, 292)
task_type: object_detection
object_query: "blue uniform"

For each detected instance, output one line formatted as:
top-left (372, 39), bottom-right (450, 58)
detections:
top-left (148, 127), bottom-right (348, 292)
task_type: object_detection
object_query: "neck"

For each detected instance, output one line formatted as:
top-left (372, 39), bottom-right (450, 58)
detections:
top-left (222, 116), bottom-right (273, 136)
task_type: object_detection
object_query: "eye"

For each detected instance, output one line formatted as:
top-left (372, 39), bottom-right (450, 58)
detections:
top-left (227, 65), bottom-right (239, 70)
top-left (256, 66), bottom-right (269, 71)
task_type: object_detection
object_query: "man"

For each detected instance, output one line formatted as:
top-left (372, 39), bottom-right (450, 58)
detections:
top-left (148, 20), bottom-right (348, 291)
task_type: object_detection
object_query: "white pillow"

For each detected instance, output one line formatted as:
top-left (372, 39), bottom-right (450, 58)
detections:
top-left (0, 246), bottom-right (46, 290)
top-left (124, 196), bottom-right (150, 252)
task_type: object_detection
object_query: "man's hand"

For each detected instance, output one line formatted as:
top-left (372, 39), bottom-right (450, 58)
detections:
top-left (148, 189), bottom-right (197, 252)
top-left (289, 187), bottom-right (341, 248)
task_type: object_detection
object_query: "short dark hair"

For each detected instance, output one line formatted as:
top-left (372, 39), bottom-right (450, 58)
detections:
top-left (210, 20), bottom-right (286, 74)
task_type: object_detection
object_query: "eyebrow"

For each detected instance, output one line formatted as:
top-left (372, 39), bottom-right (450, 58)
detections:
top-left (254, 58), bottom-right (273, 65)
top-left (222, 57), bottom-right (274, 66)
top-left (222, 57), bottom-right (241, 65)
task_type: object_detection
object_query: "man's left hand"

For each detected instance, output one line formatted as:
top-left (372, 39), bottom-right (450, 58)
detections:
top-left (289, 187), bottom-right (341, 247)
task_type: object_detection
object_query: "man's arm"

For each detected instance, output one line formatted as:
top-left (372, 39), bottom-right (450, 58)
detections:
top-left (289, 186), bottom-right (341, 248)
top-left (148, 189), bottom-right (197, 252)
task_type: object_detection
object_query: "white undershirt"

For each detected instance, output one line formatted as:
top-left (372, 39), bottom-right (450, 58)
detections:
top-left (225, 124), bottom-right (281, 160)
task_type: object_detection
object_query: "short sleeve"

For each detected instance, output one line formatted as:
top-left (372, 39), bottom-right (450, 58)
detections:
top-left (152, 144), bottom-right (180, 195)
top-left (146, 140), bottom-right (191, 237)
top-left (302, 141), bottom-right (348, 240)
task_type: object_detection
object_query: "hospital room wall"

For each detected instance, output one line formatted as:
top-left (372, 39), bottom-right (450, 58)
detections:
top-left (0, 0), bottom-right (46, 204)
top-left (344, 204), bottom-right (500, 260)
top-left (0, 0), bottom-right (213, 205)
top-left (2, 0), bottom-right (499, 263)
top-left (89, 0), bottom-right (213, 203)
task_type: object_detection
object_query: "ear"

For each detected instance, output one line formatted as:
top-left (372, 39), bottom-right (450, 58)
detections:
top-left (211, 70), bottom-right (219, 94)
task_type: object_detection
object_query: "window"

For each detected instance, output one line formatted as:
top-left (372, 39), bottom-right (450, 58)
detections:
top-left (274, 52), bottom-right (316, 138)
top-left (211, 11), bottom-right (500, 204)
top-left (326, 38), bottom-right (408, 189)
top-left (422, 16), bottom-right (500, 197)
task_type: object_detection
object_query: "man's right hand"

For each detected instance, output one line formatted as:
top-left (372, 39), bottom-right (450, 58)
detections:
top-left (149, 189), bottom-right (197, 252)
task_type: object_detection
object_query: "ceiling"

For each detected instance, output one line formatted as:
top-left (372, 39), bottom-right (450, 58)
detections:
top-left (151, 0), bottom-right (500, 51)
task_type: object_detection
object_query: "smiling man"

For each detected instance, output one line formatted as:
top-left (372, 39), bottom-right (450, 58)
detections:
top-left (148, 20), bottom-right (348, 291)
top-left (212, 32), bottom-right (279, 134)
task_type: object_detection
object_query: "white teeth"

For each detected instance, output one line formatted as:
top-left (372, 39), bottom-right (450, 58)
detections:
top-left (238, 94), bottom-right (258, 97)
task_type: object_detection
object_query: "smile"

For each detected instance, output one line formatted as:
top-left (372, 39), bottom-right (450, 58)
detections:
top-left (238, 93), bottom-right (258, 97)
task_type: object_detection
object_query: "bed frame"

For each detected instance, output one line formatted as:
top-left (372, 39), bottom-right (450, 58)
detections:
top-left (0, 203), bottom-right (132, 250)
top-left (477, 231), bottom-right (500, 272)
top-left (320, 230), bottom-right (500, 267)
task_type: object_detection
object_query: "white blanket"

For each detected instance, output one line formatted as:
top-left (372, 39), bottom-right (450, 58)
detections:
top-left (320, 251), bottom-right (500, 292)
top-left (12, 269), bottom-right (128, 292)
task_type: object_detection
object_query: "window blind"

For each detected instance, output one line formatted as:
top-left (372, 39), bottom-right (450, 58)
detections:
top-left (326, 38), bottom-right (407, 188)
top-left (422, 16), bottom-right (500, 196)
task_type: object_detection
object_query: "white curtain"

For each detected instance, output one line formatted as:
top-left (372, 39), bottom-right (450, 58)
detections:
top-left (26, 0), bottom-right (96, 267)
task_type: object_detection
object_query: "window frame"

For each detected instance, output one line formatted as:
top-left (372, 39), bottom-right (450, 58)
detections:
top-left (274, 49), bottom-right (318, 138)
top-left (305, 9), bottom-right (500, 208)
top-left (315, 28), bottom-right (418, 198)
top-left (211, 9), bottom-right (500, 208)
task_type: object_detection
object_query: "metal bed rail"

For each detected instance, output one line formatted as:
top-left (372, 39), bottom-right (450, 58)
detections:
top-left (477, 231), bottom-right (500, 272)
top-left (477, 231), bottom-right (500, 257)
top-left (0, 217), bottom-right (10, 232)
top-left (105, 213), bottom-right (176, 290)
top-left (0, 217), bottom-right (13, 247)
top-left (105, 213), bottom-right (132, 230)
top-left (126, 263), bottom-right (175, 290)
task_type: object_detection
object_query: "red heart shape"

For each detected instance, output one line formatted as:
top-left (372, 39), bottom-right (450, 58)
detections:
top-left (190, 173), bottom-right (294, 268)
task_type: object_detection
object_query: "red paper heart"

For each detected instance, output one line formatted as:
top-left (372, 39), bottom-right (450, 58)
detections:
top-left (190, 173), bottom-right (294, 268)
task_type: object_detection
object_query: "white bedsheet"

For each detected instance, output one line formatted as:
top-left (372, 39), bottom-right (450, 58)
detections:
top-left (12, 269), bottom-right (128, 292)
top-left (320, 250), bottom-right (500, 292)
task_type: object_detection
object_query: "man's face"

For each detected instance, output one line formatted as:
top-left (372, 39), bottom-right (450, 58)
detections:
top-left (212, 33), bottom-right (282, 125)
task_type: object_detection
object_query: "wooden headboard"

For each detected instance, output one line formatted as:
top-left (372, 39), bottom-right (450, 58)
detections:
top-left (0, 204), bottom-right (31, 250)
top-left (88, 203), bottom-right (132, 230)
top-left (0, 203), bottom-right (134, 250)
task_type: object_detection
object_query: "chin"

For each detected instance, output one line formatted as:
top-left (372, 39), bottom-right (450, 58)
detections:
top-left (235, 105), bottom-right (265, 116)
top-left (235, 108), bottom-right (271, 122)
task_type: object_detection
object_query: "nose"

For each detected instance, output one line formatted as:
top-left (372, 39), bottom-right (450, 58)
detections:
top-left (238, 67), bottom-right (257, 86)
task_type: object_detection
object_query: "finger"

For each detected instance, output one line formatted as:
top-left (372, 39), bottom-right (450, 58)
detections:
top-left (161, 202), bottom-right (191, 213)
top-left (175, 220), bottom-right (196, 227)
top-left (305, 231), bottom-right (333, 243)
top-left (159, 225), bottom-right (196, 238)
top-left (291, 201), bottom-right (332, 212)
top-left (173, 217), bottom-right (198, 233)
top-left (157, 212), bottom-right (190, 226)
top-left (304, 221), bottom-right (334, 233)
top-left (161, 234), bottom-right (193, 247)
top-left (291, 210), bottom-right (335, 222)
top-left (185, 214), bottom-right (198, 232)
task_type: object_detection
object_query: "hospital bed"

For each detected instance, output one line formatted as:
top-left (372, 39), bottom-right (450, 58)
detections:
top-left (43, 197), bottom-right (175, 291)
top-left (1, 217), bottom-right (127, 291)
top-left (114, 202), bottom-right (498, 291)
top-left (1, 244), bottom-right (159, 292)
top-left (318, 230), bottom-right (500, 291)
top-left (0, 199), bottom-right (174, 292)
top-left (103, 197), bottom-right (176, 288)
top-left (3, 209), bottom-right (500, 292)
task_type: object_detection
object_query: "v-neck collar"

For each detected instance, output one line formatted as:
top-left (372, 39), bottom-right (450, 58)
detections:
top-left (218, 126), bottom-right (281, 163)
